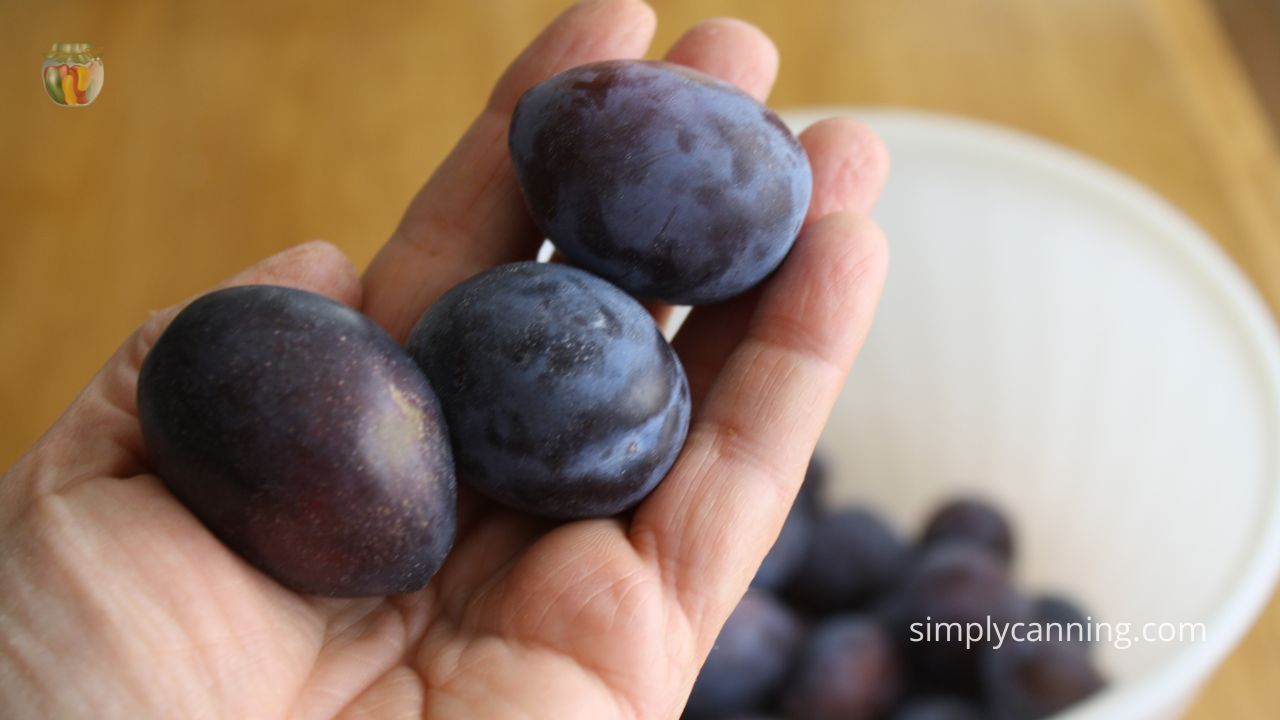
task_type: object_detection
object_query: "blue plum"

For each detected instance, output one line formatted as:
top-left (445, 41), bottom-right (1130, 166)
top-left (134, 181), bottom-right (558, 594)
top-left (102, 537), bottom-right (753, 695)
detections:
top-left (786, 508), bottom-right (907, 615)
top-left (799, 452), bottom-right (829, 511)
top-left (885, 543), bottom-right (1029, 696)
top-left (137, 285), bottom-right (456, 597)
top-left (406, 262), bottom-right (690, 518)
top-left (921, 497), bottom-right (1015, 564)
top-left (686, 590), bottom-right (804, 718)
top-left (752, 450), bottom-right (832, 591)
top-left (780, 616), bottom-right (901, 720)
top-left (892, 697), bottom-right (985, 720)
top-left (752, 492), bottom-right (815, 591)
top-left (1031, 594), bottom-right (1093, 645)
top-left (509, 59), bottom-right (813, 305)
top-left (983, 639), bottom-right (1105, 719)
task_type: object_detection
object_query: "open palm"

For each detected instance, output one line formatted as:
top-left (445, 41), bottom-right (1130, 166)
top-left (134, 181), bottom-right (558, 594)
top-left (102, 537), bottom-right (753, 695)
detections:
top-left (0, 2), bottom-right (888, 718)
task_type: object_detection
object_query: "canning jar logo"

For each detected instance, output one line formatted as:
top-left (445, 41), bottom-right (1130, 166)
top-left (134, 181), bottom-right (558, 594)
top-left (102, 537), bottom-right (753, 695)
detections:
top-left (42, 42), bottom-right (104, 107)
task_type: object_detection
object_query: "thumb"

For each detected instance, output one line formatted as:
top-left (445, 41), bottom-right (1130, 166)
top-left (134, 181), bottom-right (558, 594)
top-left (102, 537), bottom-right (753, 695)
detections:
top-left (2, 241), bottom-right (362, 519)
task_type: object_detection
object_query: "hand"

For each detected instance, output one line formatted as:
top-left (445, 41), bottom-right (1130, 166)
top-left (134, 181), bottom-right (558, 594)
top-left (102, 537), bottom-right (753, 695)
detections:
top-left (0, 2), bottom-right (888, 718)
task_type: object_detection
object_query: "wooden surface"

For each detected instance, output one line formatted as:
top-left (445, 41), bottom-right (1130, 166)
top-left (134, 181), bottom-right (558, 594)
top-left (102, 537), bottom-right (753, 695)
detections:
top-left (1213, 0), bottom-right (1280, 132)
top-left (2, 0), bottom-right (1279, 715)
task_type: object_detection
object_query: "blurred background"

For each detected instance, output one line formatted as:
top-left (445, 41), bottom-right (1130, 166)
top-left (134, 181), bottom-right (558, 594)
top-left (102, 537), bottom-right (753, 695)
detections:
top-left (1, 0), bottom-right (1278, 715)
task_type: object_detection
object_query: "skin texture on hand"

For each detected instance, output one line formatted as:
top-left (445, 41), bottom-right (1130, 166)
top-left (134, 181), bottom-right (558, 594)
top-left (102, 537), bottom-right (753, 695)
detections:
top-left (0, 2), bottom-right (889, 719)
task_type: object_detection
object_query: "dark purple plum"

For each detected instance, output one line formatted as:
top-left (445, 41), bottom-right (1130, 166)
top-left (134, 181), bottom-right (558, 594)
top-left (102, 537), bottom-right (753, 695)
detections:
top-left (752, 493), bottom-right (815, 591)
top-left (893, 697), bottom-right (986, 720)
top-left (1031, 594), bottom-right (1093, 644)
top-left (921, 497), bottom-right (1015, 564)
top-left (786, 508), bottom-right (907, 615)
top-left (406, 262), bottom-right (690, 518)
top-left (751, 450), bottom-right (831, 591)
top-left (136, 285), bottom-right (456, 597)
top-left (780, 616), bottom-right (901, 720)
top-left (799, 451), bottom-right (829, 511)
top-left (885, 543), bottom-right (1029, 696)
top-left (509, 59), bottom-right (812, 305)
top-left (686, 591), bottom-right (804, 718)
top-left (984, 640), bottom-right (1105, 719)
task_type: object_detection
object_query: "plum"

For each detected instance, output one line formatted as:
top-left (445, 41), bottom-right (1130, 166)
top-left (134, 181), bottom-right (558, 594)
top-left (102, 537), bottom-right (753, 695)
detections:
top-left (786, 508), bottom-right (907, 615)
top-left (885, 543), bottom-right (1029, 696)
top-left (1031, 594), bottom-right (1093, 644)
top-left (751, 452), bottom-right (830, 593)
top-left (921, 497), bottom-right (1014, 564)
top-left (686, 590), bottom-right (804, 718)
top-left (984, 640), bottom-right (1105, 719)
top-left (752, 493), bottom-right (815, 591)
top-left (406, 262), bottom-right (690, 518)
top-left (509, 59), bottom-right (812, 305)
top-left (799, 452), bottom-right (829, 511)
top-left (780, 616), bottom-right (901, 720)
top-left (893, 697), bottom-right (986, 720)
top-left (137, 285), bottom-right (456, 597)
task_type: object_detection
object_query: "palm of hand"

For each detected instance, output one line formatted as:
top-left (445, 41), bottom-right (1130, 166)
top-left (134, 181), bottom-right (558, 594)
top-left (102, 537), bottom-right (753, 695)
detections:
top-left (0, 2), bottom-right (888, 719)
top-left (13, 459), bottom-right (675, 718)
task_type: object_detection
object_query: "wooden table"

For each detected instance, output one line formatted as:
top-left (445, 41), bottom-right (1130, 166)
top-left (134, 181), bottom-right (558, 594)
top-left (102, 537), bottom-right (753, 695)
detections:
top-left (2, 0), bottom-right (1278, 715)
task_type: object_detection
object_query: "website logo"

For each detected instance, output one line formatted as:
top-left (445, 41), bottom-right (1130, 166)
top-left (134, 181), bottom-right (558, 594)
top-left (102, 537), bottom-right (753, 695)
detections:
top-left (42, 43), bottom-right (104, 107)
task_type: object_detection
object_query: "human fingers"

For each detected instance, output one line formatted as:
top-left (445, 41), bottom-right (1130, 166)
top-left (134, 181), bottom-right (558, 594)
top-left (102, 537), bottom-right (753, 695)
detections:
top-left (673, 117), bottom-right (889, 405)
top-left (362, 0), bottom-right (658, 342)
top-left (631, 211), bottom-right (888, 633)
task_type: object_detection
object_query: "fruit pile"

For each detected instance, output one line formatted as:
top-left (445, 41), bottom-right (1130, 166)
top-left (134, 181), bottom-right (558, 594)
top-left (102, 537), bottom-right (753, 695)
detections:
top-left (685, 456), bottom-right (1106, 720)
top-left (135, 60), bottom-right (811, 596)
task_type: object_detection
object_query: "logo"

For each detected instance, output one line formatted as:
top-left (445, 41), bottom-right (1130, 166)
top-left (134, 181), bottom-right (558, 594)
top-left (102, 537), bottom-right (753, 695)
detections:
top-left (42, 42), bottom-right (104, 107)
